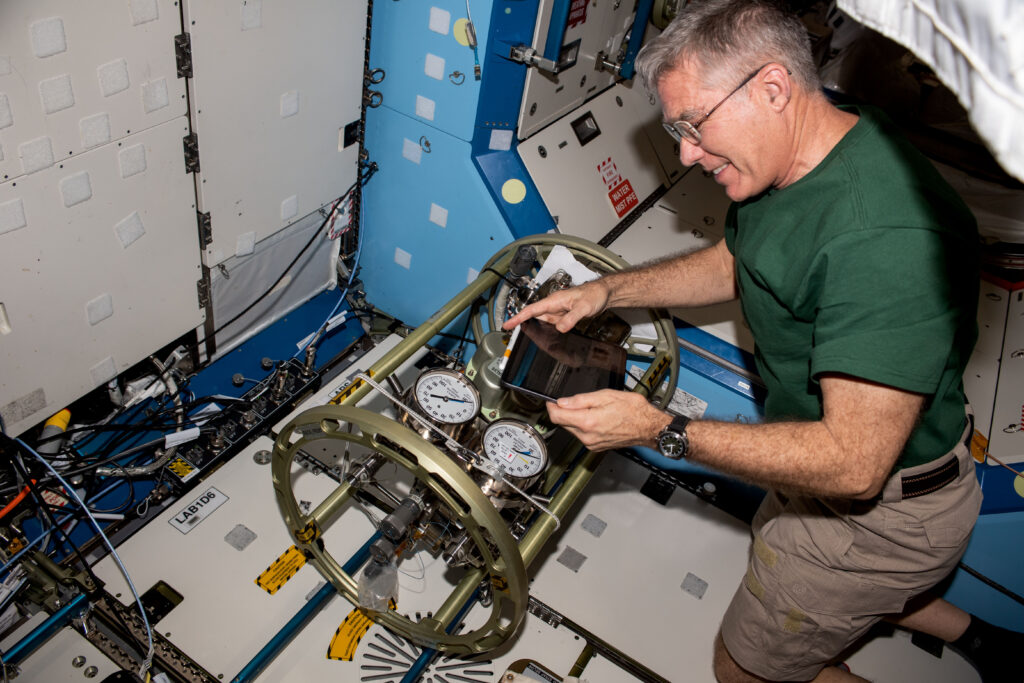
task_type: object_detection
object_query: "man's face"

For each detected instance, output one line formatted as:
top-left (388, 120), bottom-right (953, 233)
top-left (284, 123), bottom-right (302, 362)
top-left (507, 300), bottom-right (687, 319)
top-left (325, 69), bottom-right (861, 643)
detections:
top-left (657, 65), bottom-right (779, 201)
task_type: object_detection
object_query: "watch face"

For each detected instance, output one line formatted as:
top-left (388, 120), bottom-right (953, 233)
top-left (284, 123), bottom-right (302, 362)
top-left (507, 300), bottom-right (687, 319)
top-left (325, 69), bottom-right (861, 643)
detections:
top-left (658, 431), bottom-right (687, 459)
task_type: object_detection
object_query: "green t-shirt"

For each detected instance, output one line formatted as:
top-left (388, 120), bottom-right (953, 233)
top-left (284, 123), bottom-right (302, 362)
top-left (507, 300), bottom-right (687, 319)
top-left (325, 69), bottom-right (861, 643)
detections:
top-left (724, 106), bottom-right (978, 469)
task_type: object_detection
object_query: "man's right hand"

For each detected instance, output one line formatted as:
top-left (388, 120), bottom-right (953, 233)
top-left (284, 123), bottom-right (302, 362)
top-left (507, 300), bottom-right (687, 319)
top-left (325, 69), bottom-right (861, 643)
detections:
top-left (502, 280), bottom-right (610, 333)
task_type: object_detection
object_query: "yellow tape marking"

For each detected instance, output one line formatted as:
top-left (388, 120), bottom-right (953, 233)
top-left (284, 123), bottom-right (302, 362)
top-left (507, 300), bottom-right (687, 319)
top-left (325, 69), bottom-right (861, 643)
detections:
top-left (255, 545), bottom-right (307, 595)
top-left (329, 370), bottom-right (374, 405)
top-left (645, 355), bottom-right (670, 390)
top-left (326, 599), bottom-right (397, 661)
top-left (167, 457), bottom-right (195, 479)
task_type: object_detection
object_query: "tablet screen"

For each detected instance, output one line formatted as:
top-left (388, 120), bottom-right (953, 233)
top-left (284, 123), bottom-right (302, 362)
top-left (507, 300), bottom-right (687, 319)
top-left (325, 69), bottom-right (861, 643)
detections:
top-left (500, 319), bottom-right (627, 402)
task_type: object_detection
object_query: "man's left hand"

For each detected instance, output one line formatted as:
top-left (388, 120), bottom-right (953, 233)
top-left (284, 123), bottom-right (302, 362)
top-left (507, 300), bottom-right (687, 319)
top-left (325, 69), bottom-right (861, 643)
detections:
top-left (546, 389), bottom-right (671, 451)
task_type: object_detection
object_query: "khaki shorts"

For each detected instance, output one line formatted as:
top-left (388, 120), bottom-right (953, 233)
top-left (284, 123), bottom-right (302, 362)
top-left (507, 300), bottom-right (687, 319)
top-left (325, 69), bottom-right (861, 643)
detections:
top-left (720, 417), bottom-right (982, 681)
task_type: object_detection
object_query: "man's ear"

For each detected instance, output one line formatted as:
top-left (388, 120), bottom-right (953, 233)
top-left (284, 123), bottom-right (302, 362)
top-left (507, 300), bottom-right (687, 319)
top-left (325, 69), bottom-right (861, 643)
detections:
top-left (760, 63), bottom-right (791, 112)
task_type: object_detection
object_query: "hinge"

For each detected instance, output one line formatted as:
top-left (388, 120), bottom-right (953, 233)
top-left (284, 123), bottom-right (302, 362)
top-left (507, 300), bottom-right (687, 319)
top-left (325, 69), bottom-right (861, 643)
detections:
top-left (197, 211), bottom-right (212, 247)
top-left (183, 133), bottom-right (199, 173)
top-left (175, 33), bottom-right (193, 78)
top-left (196, 278), bottom-right (210, 309)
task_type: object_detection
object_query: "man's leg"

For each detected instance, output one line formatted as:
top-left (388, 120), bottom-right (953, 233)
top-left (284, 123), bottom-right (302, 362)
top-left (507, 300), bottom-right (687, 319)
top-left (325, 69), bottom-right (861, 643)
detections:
top-left (713, 633), bottom-right (869, 683)
top-left (889, 593), bottom-right (1024, 683)
top-left (888, 594), bottom-right (969, 641)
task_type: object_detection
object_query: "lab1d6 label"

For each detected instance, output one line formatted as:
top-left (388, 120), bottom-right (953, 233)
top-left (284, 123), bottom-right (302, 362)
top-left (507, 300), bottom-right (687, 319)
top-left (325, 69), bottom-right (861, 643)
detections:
top-left (169, 487), bottom-right (229, 535)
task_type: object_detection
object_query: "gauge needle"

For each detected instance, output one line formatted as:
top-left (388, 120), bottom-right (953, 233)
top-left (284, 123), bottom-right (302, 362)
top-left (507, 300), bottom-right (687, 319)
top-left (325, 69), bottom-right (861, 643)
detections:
top-left (429, 394), bottom-right (469, 403)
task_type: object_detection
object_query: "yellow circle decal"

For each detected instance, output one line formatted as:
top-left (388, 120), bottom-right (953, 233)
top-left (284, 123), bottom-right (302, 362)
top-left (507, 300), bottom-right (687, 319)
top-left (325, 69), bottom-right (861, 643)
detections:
top-left (1015, 472), bottom-right (1024, 499)
top-left (501, 179), bottom-right (527, 204)
top-left (454, 18), bottom-right (470, 47)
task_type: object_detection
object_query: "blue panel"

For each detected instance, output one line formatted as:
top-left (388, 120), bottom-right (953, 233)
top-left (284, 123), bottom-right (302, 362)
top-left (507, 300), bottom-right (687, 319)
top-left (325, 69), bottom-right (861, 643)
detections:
top-left (618, 0), bottom-right (654, 80)
top-left (943, 510), bottom-right (1024, 631)
top-left (543, 0), bottom-right (572, 62)
top-left (472, 144), bottom-right (558, 238)
top-left (369, 0), bottom-right (495, 141)
top-left (361, 105), bottom-right (515, 326)
top-left (976, 462), bottom-right (1024, 514)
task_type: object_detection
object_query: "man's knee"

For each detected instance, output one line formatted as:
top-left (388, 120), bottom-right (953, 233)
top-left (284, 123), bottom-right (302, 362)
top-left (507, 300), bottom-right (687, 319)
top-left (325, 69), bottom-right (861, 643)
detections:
top-left (714, 632), bottom-right (765, 683)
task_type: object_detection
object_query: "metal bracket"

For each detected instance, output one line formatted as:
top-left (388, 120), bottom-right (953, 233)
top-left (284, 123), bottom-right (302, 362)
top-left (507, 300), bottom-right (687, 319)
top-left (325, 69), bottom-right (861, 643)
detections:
top-left (174, 33), bottom-right (193, 78)
top-left (183, 133), bottom-right (200, 173)
top-left (197, 211), bottom-right (212, 247)
top-left (508, 44), bottom-right (559, 74)
top-left (196, 277), bottom-right (210, 309)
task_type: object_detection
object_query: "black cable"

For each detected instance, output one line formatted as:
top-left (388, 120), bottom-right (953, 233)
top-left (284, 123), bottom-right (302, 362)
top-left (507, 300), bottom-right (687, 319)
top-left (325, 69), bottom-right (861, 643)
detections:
top-left (196, 182), bottom-right (359, 349)
top-left (957, 561), bottom-right (1024, 607)
top-left (8, 447), bottom-right (148, 655)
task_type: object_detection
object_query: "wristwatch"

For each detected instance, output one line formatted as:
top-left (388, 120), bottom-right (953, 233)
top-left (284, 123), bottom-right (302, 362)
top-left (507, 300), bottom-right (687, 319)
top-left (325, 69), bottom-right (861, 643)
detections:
top-left (657, 414), bottom-right (692, 460)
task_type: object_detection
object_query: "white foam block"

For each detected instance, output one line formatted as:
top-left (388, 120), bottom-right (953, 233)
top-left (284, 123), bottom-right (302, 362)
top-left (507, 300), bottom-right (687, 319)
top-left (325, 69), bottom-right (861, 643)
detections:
top-left (80, 113), bottom-right (111, 149)
top-left (241, 0), bottom-right (262, 30)
top-left (429, 7), bottom-right (451, 34)
top-left (429, 203), bottom-right (448, 227)
top-left (281, 195), bottom-right (298, 221)
top-left (0, 198), bottom-right (28, 236)
top-left (18, 136), bottom-right (55, 174)
top-left (114, 211), bottom-right (146, 249)
top-left (90, 356), bottom-right (117, 387)
top-left (86, 293), bottom-right (114, 325)
top-left (97, 59), bottom-right (130, 97)
top-left (402, 138), bottom-right (422, 164)
top-left (236, 231), bottom-right (256, 257)
top-left (60, 171), bottom-right (93, 208)
top-left (141, 78), bottom-right (169, 113)
top-left (30, 18), bottom-right (67, 58)
top-left (424, 53), bottom-right (445, 80)
top-left (129, 0), bottom-right (159, 25)
top-left (0, 93), bottom-right (12, 129)
top-left (280, 90), bottom-right (299, 118)
top-left (39, 74), bottom-right (75, 115)
top-left (118, 144), bottom-right (147, 178)
top-left (489, 129), bottom-right (514, 151)
top-left (415, 95), bottom-right (436, 121)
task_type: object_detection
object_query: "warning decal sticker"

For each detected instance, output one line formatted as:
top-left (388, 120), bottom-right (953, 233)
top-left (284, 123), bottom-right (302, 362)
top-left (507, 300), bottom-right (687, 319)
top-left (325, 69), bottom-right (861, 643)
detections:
top-left (255, 545), bottom-right (307, 595)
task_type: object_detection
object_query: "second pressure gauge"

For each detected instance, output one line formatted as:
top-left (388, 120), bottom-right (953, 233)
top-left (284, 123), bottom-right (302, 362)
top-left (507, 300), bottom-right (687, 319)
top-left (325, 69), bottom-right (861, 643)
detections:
top-left (413, 369), bottom-right (481, 425)
top-left (482, 420), bottom-right (548, 479)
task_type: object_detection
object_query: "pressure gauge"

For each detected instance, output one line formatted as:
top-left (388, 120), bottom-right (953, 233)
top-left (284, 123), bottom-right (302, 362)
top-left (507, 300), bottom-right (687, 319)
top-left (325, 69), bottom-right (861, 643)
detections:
top-left (482, 420), bottom-right (548, 479)
top-left (413, 369), bottom-right (481, 425)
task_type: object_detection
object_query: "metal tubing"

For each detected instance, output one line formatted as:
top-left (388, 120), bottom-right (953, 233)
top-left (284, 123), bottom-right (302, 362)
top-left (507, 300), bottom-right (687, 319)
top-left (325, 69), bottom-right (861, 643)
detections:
top-left (332, 263), bottom-right (509, 407)
top-left (520, 449), bottom-right (604, 569)
top-left (309, 480), bottom-right (356, 529)
top-left (231, 532), bottom-right (379, 683)
top-left (1, 592), bottom-right (88, 666)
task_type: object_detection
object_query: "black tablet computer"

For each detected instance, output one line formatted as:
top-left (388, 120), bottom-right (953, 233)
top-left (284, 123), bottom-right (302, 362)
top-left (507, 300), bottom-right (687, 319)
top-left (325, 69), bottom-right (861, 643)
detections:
top-left (500, 319), bottom-right (627, 403)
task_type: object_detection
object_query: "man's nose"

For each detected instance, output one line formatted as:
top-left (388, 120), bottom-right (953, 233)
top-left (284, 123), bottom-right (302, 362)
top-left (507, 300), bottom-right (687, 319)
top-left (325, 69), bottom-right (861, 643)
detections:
top-left (677, 138), bottom-right (704, 166)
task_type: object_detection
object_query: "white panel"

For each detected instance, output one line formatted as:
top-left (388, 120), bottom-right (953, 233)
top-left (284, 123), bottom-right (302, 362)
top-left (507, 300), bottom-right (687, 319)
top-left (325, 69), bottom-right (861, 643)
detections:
top-left (0, 0), bottom-right (185, 183)
top-left (184, 0), bottom-right (366, 267)
top-left (0, 117), bottom-right (203, 436)
top-left (94, 437), bottom-right (380, 679)
top-left (987, 288), bottom-right (1024, 464)
top-left (520, 82), bottom-right (668, 242)
top-left (964, 280), bottom-right (1009, 440)
top-left (517, 0), bottom-right (631, 139)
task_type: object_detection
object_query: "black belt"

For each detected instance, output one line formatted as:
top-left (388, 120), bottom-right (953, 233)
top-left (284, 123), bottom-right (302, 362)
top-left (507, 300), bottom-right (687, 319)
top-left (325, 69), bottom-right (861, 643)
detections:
top-left (900, 413), bottom-right (972, 499)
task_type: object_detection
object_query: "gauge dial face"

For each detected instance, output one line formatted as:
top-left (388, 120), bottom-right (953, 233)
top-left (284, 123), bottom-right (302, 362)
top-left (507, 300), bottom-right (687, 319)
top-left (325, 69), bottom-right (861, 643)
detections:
top-left (482, 420), bottom-right (548, 478)
top-left (413, 369), bottom-right (481, 425)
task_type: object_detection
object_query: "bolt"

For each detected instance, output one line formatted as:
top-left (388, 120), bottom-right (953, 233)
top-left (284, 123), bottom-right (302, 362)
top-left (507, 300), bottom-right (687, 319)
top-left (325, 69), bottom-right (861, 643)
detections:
top-left (72, 656), bottom-right (86, 668)
top-left (84, 666), bottom-right (98, 678)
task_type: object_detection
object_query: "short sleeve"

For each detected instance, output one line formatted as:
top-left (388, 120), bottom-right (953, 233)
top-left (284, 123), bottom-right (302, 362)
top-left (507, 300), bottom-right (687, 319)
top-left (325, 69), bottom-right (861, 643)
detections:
top-left (809, 227), bottom-right (971, 394)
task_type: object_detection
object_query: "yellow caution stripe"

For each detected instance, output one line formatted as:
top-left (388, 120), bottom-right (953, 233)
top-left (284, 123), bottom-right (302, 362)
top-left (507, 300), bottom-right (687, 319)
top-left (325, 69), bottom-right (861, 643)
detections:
top-left (326, 600), bottom-right (396, 661)
top-left (255, 545), bottom-right (307, 595)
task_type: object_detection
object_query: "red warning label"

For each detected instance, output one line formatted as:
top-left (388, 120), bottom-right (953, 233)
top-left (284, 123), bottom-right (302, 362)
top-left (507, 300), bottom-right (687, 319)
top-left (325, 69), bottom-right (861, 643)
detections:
top-left (608, 179), bottom-right (639, 218)
top-left (598, 157), bottom-right (639, 218)
top-left (568, 0), bottom-right (588, 28)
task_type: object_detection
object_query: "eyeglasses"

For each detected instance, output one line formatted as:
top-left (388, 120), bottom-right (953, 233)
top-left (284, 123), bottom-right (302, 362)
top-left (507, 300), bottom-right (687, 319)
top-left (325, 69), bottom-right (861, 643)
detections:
top-left (662, 63), bottom-right (771, 146)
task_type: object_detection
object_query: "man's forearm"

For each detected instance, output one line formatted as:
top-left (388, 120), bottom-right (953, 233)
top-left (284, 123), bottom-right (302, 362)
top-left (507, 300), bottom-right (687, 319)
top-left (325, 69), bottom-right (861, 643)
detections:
top-left (598, 239), bottom-right (738, 310)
